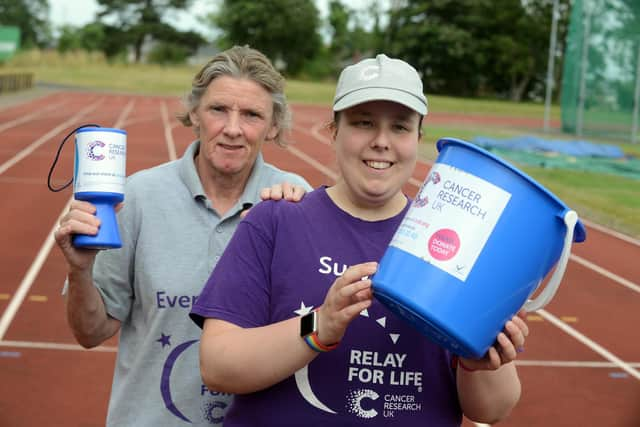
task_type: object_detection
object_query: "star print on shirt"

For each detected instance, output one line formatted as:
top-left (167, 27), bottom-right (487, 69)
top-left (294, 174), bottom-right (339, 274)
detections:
top-left (156, 333), bottom-right (171, 348)
top-left (294, 301), bottom-right (314, 316)
top-left (294, 302), bottom-right (401, 345)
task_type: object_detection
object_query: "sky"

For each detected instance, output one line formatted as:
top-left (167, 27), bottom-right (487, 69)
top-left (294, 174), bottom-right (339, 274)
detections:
top-left (49, 0), bottom-right (217, 39)
top-left (48, 0), bottom-right (381, 41)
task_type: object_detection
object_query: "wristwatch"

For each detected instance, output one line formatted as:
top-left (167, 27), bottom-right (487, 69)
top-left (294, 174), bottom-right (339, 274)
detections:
top-left (300, 309), bottom-right (339, 352)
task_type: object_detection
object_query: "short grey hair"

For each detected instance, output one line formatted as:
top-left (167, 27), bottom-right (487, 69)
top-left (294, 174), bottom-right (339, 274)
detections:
top-left (177, 45), bottom-right (291, 147)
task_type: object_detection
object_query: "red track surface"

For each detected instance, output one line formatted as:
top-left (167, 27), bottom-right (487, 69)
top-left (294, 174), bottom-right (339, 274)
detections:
top-left (0, 92), bottom-right (638, 426)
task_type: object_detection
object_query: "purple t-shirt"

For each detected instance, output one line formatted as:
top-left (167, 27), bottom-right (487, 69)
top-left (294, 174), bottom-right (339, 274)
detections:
top-left (191, 187), bottom-right (462, 426)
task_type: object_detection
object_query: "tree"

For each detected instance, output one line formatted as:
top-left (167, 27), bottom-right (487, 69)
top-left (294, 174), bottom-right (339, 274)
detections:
top-left (212, 0), bottom-right (322, 75)
top-left (147, 23), bottom-right (205, 64)
top-left (95, 0), bottom-right (202, 62)
top-left (328, 0), bottom-right (351, 60)
top-left (386, 0), bottom-right (482, 96)
top-left (325, 0), bottom-right (386, 76)
top-left (471, 0), bottom-right (570, 102)
top-left (0, 0), bottom-right (50, 48)
top-left (385, 0), bottom-right (571, 101)
top-left (476, 0), bottom-right (559, 101)
top-left (57, 23), bottom-right (107, 53)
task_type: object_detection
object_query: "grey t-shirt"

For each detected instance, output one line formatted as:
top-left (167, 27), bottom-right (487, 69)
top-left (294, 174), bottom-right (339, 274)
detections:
top-left (82, 141), bottom-right (311, 426)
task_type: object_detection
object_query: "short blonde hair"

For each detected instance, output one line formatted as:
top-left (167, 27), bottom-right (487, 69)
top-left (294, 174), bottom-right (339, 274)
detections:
top-left (177, 45), bottom-right (291, 147)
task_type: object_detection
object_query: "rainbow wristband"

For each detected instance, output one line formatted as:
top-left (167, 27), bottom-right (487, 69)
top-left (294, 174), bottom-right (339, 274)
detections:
top-left (457, 357), bottom-right (478, 373)
top-left (303, 332), bottom-right (339, 352)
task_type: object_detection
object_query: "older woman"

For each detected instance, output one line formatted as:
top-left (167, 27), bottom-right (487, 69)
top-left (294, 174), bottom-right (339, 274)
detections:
top-left (55, 46), bottom-right (311, 426)
top-left (191, 54), bottom-right (527, 426)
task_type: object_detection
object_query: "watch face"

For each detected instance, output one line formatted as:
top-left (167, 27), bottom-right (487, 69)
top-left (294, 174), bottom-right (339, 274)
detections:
top-left (300, 311), bottom-right (317, 337)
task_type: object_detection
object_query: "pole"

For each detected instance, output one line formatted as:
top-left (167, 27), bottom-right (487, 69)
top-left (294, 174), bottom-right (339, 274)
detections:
top-left (632, 41), bottom-right (640, 144)
top-left (576, 1), bottom-right (591, 138)
top-left (544, 0), bottom-right (559, 132)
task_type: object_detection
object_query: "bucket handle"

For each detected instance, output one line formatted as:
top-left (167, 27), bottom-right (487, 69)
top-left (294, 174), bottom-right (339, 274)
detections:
top-left (523, 210), bottom-right (579, 312)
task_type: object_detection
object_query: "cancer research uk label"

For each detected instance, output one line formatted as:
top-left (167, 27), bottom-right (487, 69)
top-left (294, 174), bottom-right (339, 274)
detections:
top-left (74, 130), bottom-right (127, 194)
top-left (390, 163), bottom-right (511, 281)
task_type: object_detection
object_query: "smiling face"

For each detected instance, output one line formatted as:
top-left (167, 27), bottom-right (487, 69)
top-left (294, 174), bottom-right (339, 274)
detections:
top-left (331, 100), bottom-right (421, 213)
top-left (189, 75), bottom-right (278, 180)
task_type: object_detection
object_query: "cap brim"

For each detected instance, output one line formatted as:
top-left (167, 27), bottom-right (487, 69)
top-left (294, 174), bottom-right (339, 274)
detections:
top-left (333, 87), bottom-right (427, 115)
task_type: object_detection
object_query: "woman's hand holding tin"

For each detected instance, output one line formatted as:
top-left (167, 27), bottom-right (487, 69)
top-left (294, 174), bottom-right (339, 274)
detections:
top-left (316, 262), bottom-right (377, 347)
top-left (54, 200), bottom-right (123, 271)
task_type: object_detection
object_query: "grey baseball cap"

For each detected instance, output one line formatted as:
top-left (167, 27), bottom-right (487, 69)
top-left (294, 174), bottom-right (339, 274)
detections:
top-left (333, 54), bottom-right (428, 115)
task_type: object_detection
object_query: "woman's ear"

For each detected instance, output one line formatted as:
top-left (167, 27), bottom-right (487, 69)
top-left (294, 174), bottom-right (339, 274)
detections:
top-left (189, 111), bottom-right (200, 136)
top-left (189, 110), bottom-right (199, 128)
top-left (266, 124), bottom-right (279, 141)
top-left (328, 122), bottom-right (338, 142)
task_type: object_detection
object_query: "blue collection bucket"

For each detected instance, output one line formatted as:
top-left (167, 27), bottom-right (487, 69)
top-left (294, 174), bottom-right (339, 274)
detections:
top-left (372, 137), bottom-right (587, 359)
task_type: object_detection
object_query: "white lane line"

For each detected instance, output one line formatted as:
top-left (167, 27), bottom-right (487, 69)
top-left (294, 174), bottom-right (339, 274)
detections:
top-left (408, 176), bottom-right (423, 187)
top-left (537, 309), bottom-right (640, 381)
top-left (0, 198), bottom-right (72, 340)
top-left (581, 218), bottom-right (640, 246)
top-left (296, 111), bottom-right (640, 387)
top-left (286, 144), bottom-right (338, 181)
top-left (298, 122), bottom-right (640, 292)
top-left (114, 98), bottom-right (135, 129)
top-left (299, 119), bottom-right (640, 297)
top-left (298, 122), bottom-right (640, 262)
top-left (570, 253), bottom-right (640, 294)
top-left (0, 177), bottom-right (63, 185)
top-left (297, 121), bottom-right (437, 173)
top-left (0, 98), bottom-right (103, 176)
top-left (0, 98), bottom-right (135, 341)
top-left (516, 360), bottom-right (640, 368)
top-left (0, 339), bottom-right (117, 352)
top-left (300, 116), bottom-right (640, 247)
top-left (307, 121), bottom-right (330, 145)
top-left (289, 129), bottom-right (424, 189)
top-left (0, 100), bottom-right (68, 134)
top-left (160, 101), bottom-right (177, 160)
top-left (5, 335), bottom-right (640, 372)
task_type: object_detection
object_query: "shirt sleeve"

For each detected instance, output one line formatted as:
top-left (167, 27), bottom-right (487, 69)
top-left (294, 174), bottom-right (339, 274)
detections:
top-left (190, 201), bottom-right (275, 329)
top-left (91, 185), bottom-right (138, 322)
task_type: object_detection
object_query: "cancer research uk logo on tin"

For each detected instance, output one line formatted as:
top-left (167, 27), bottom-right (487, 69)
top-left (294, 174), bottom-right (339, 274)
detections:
top-left (86, 140), bottom-right (106, 161)
top-left (391, 163), bottom-right (511, 281)
top-left (413, 171), bottom-right (442, 208)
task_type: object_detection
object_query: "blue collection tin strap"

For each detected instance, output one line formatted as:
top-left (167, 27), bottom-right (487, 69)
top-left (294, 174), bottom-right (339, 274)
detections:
top-left (47, 124), bottom-right (101, 192)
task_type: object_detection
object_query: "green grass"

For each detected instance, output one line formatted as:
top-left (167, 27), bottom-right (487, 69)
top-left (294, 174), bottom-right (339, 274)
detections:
top-left (286, 80), bottom-right (336, 105)
top-left (3, 50), bottom-right (639, 238)
top-left (42, 64), bottom-right (194, 95)
top-left (430, 95), bottom-right (560, 119)
top-left (526, 168), bottom-right (639, 232)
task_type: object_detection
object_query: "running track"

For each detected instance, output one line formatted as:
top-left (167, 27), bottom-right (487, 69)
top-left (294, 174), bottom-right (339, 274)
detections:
top-left (0, 92), bottom-right (638, 426)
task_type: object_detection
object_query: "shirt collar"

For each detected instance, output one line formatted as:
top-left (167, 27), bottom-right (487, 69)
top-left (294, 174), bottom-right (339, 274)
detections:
top-left (178, 140), bottom-right (206, 200)
top-left (178, 140), bottom-right (267, 208)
